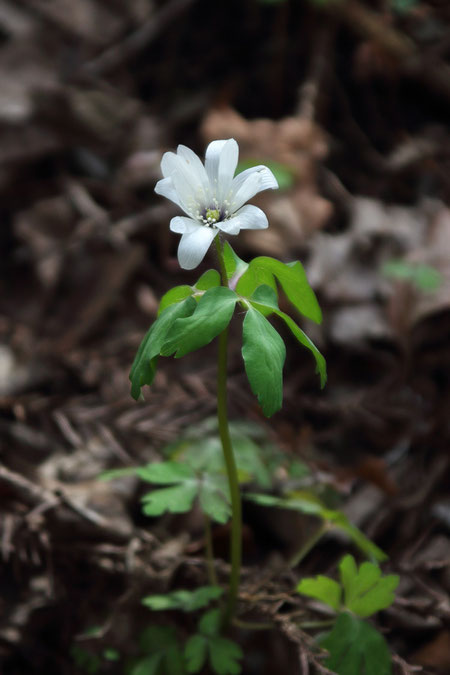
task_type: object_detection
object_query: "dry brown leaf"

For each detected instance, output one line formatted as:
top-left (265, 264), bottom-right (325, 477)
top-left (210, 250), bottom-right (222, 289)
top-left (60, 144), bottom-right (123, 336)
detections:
top-left (201, 106), bottom-right (333, 256)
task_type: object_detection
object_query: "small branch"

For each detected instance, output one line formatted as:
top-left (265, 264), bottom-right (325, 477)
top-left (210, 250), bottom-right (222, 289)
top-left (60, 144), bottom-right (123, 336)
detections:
top-left (0, 464), bottom-right (132, 544)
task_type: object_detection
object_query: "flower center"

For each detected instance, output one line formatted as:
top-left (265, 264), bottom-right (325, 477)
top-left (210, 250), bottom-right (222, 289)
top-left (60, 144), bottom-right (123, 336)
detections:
top-left (205, 208), bottom-right (220, 224)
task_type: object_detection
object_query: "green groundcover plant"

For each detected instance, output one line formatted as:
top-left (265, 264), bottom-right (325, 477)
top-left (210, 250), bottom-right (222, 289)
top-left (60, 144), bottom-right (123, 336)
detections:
top-left (95, 139), bottom-right (399, 675)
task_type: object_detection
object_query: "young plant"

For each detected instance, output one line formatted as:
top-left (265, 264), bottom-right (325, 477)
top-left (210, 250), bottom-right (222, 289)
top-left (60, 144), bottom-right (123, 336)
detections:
top-left (297, 554), bottom-right (399, 674)
top-left (129, 138), bottom-right (327, 640)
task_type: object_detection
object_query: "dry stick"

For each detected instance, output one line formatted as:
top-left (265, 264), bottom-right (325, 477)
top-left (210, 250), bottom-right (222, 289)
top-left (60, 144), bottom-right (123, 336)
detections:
top-left (82, 0), bottom-right (198, 77)
top-left (0, 464), bottom-right (131, 544)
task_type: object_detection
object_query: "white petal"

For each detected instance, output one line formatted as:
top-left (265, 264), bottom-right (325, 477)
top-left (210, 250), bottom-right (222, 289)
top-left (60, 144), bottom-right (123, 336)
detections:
top-left (205, 139), bottom-right (239, 202)
top-left (177, 226), bottom-right (218, 270)
top-left (176, 145), bottom-right (210, 195)
top-left (161, 148), bottom-right (210, 209)
top-left (160, 151), bottom-right (180, 179)
top-left (216, 218), bottom-right (242, 235)
top-left (170, 216), bottom-right (200, 234)
top-left (230, 165), bottom-right (278, 210)
top-left (155, 176), bottom-right (182, 209)
top-left (230, 205), bottom-right (268, 230)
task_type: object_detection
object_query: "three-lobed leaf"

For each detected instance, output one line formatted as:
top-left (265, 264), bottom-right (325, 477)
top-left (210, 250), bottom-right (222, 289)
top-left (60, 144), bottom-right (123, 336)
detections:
top-left (161, 287), bottom-right (238, 358)
top-left (320, 612), bottom-right (392, 675)
top-left (339, 555), bottom-right (399, 617)
top-left (185, 610), bottom-right (243, 675)
top-left (138, 461), bottom-right (231, 523)
top-left (133, 626), bottom-right (185, 675)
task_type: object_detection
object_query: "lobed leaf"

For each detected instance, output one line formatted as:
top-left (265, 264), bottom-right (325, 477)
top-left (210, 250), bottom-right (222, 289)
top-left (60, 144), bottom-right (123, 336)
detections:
top-left (198, 474), bottom-right (231, 524)
top-left (141, 483), bottom-right (198, 516)
top-left (239, 256), bottom-right (322, 323)
top-left (137, 461), bottom-right (195, 484)
top-left (339, 555), bottom-right (399, 617)
top-left (320, 612), bottom-right (392, 675)
top-left (297, 576), bottom-right (342, 611)
top-left (209, 637), bottom-right (243, 675)
top-left (161, 287), bottom-right (238, 358)
top-left (185, 635), bottom-right (208, 673)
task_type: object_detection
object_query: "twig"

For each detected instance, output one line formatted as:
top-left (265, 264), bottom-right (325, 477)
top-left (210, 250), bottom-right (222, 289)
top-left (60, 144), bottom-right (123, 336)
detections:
top-left (0, 463), bottom-right (132, 543)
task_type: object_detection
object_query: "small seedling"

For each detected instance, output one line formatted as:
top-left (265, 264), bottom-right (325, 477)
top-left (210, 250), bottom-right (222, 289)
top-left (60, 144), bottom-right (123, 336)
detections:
top-left (297, 554), bottom-right (399, 674)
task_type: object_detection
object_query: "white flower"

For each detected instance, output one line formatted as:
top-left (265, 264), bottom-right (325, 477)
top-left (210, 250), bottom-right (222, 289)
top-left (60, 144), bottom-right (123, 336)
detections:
top-left (155, 139), bottom-right (279, 269)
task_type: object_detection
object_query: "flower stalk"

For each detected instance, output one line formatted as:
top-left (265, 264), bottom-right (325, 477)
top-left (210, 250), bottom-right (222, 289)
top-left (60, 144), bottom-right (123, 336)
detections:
top-left (215, 236), bottom-right (242, 629)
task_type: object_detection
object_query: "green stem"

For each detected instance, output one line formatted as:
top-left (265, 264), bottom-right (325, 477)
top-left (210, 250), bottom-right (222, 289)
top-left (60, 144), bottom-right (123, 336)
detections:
top-left (289, 521), bottom-right (328, 568)
top-left (215, 235), bottom-right (242, 629)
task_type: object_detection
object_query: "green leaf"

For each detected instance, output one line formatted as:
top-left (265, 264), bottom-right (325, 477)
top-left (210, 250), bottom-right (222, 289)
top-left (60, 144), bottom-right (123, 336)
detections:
top-left (242, 306), bottom-right (286, 417)
top-left (142, 586), bottom-right (223, 612)
top-left (185, 634), bottom-right (208, 673)
top-left (237, 265), bottom-right (277, 312)
top-left (222, 241), bottom-right (248, 284)
top-left (139, 626), bottom-right (178, 653)
top-left (250, 285), bottom-right (326, 388)
top-left (239, 257), bottom-right (322, 323)
top-left (198, 475), bottom-right (231, 524)
top-left (103, 648), bottom-right (120, 661)
top-left (164, 646), bottom-right (186, 675)
top-left (198, 608), bottom-right (221, 636)
top-left (339, 555), bottom-right (399, 617)
top-left (70, 646), bottom-right (101, 675)
top-left (161, 287), bottom-right (238, 358)
top-left (187, 610), bottom-right (243, 675)
top-left (245, 492), bottom-right (387, 562)
top-left (297, 576), bottom-right (342, 611)
top-left (195, 269), bottom-right (221, 290)
top-left (141, 483), bottom-right (198, 516)
top-left (159, 285), bottom-right (194, 314)
top-left (382, 259), bottom-right (441, 292)
top-left (137, 461), bottom-right (230, 523)
top-left (236, 158), bottom-right (294, 190)
top-left (98, 467), bottom-right (139, 481)
top-left (326, 512), bottom-right (387, 563)
top-left (320, 612), bottom-right (392, 675)
top-left (245, 490), bottom-right (324, 515)
top-left (209, 637), bottom-right (243, 675)
top-left (137, 461), bottom-right (195, 484)
top-left (162, 419), bottom-right (276, 489)
top-left (130, 297), bottom-right (196, 399)
top-left (130, 654), bottom-right (163, 675)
